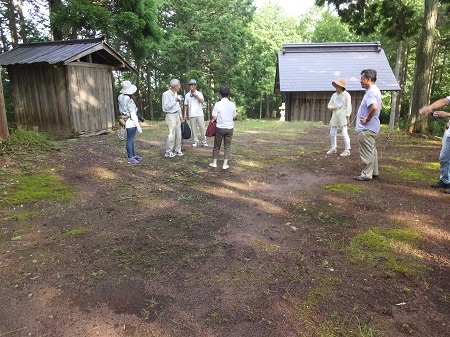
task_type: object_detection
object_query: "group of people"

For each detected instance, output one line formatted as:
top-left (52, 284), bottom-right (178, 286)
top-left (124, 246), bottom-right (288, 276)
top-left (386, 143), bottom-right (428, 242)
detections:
top-left (118, 69), bottom-right (450, 194)
top-left (119, 78), bottom-right (236, 169)
top-left (328, 69), bottom-right (381, 181)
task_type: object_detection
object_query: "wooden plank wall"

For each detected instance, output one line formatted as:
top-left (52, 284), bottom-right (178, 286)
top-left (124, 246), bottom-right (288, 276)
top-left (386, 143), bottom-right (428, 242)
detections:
top-left (10, 64), bottom-right (72, 136)
top-left (67, 63), bottom-right (115, 135)
top-left (285, 91), bottom-right (365, 125)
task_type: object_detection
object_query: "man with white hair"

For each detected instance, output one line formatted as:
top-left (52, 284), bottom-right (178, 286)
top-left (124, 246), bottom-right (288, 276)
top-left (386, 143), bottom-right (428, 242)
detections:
top-left (162, 79), bottom-right (184, 157)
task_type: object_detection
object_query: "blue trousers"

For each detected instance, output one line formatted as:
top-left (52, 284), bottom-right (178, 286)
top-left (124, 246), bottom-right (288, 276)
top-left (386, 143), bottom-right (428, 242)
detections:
top-left (440, 128), bottom-right (450, 184)
top-left (126, 127), bottom-right (137, 158)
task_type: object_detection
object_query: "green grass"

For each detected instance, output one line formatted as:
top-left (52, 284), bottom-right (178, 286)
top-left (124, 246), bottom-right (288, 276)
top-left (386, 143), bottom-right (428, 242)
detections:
top-left (0, 128), bottom-right (59, 155)
top-left (348, 227), bottom-right (425, 276)
top-left (1, 174), bottom-right (72, 205)
top-left (323, 183), bottom-right (363, 194)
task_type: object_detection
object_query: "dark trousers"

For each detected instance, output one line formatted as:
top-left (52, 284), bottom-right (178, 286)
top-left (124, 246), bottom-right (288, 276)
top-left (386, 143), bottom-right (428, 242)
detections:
top-left (213, 127), bottom-right (233, 160)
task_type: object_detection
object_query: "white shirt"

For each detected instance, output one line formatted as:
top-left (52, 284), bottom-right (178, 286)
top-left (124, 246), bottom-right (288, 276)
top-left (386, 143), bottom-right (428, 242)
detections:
top-left (212, 97), bottom-right (236, 129)
top-left (184, 91), bottom-right (204, 118)
top-left (118, 94), bottom-right (141, 132)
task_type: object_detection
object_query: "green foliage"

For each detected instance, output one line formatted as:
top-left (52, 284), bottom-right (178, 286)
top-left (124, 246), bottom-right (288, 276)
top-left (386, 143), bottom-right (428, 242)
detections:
top-left (0, 129), bottom-right (59, 155)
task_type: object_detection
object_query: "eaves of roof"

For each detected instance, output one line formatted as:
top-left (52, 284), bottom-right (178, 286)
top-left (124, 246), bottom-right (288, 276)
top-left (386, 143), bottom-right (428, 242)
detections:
top-left (0, 37), bottom-right (136, 72)
top-left (276, 42), bottom-right (400, 92)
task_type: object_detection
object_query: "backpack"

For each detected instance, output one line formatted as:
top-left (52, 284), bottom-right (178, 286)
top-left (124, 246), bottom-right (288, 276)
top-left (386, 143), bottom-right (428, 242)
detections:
top-left (181, 121), bottom-right (191, 139)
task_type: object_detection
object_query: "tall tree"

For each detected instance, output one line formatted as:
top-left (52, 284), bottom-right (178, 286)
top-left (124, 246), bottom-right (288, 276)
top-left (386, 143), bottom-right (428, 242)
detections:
top-left (407, 0), bottom-right (438, 133)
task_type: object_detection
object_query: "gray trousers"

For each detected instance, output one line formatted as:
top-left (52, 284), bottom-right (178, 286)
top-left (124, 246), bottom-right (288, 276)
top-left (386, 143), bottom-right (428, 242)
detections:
top-left (190, 116), bottom-right (206, 143)
top-left (165, 113), bottom-right (181, 152)
top-left (358, 130), bottom-right (379, 178)
top-left (213, 127), bottom-right (233, 160)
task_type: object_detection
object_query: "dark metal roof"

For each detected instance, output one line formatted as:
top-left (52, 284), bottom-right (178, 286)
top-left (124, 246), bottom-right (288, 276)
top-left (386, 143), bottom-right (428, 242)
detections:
top-left (0, 37), bottom-right (135, 72)
top-left (276, 42), bottom-right (400, 92)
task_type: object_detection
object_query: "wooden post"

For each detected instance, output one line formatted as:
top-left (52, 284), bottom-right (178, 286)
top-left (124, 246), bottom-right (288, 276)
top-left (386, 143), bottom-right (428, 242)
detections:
top-left (0, 67), bottom-right (10, 140)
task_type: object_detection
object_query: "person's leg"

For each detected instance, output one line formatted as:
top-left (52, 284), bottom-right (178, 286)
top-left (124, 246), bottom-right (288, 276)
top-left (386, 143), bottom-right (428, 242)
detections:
top-left (439, 129), bottom-right (450, 184)
top-left (197, 116), bottom-right (207, 144)
top-left (174, 117), bottom-right (182, 153)
top-left (222, 128), bottom-right (233, 169)
top-left (190, 117), bottom-right (198, 145)
top-left (213, 128), bottom-right (224, 160)
top-left (165, 114), bottom-right (176, 152)
top-left (126, 127), bottom-right (137, 158)
top-left (341, 125), bottom-right (351, 151)
top-left (358, 130), bottom-right (376, 178)
top-left (327, 127), bottom-right (337, 153)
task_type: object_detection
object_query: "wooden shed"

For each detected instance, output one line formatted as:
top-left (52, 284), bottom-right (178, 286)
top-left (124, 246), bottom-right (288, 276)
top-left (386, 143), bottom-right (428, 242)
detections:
top-left (0, 37), bottom-right (135, 137)
top-left (275, 42), bottom-right (401, 123)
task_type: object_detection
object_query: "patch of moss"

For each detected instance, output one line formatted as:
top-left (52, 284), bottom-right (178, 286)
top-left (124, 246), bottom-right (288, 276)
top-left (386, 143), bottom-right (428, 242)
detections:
top-left (323, 183), bottom-right (363, 194)
top-left (2, 174), bottom-right (72, 205)
top-left (348, 227), bottom-right (424, 276)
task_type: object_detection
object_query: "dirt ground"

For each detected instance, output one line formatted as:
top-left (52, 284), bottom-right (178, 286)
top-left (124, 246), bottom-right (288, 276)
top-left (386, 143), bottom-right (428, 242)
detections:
top-left (0, 120), bottom-right (449, 337)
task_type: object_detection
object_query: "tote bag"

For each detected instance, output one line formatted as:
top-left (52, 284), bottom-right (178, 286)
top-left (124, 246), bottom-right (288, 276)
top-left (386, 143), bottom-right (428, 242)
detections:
top-left (205, 120), bottom-right (216, 137)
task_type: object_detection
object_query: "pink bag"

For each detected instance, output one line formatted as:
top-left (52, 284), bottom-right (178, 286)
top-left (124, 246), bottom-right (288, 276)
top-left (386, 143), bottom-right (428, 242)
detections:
top-left (205, 120), bottom-right (216, 137)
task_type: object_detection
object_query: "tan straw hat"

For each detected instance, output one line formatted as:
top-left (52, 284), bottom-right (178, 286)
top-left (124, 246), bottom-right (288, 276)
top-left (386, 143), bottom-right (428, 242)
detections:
top-left (332, 78), bottom-right (346, 90)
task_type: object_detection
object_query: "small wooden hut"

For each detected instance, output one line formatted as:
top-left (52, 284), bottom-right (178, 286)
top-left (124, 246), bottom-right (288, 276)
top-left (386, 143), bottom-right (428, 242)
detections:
top-left (275, 42), bottom-right (401, 123)
top-left (0, 37), bottom-right (135, 137)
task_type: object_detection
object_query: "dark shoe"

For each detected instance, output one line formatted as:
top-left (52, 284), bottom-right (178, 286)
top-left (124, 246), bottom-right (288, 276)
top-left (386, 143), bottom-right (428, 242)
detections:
top-left (353, 175), bottom-right (370, 181)
top-left (445, 188), bottom-right (450, 194)
top-left (430, 180), bottom-right (450, 188)
top-left (372, 175), bottom-right (380, 180)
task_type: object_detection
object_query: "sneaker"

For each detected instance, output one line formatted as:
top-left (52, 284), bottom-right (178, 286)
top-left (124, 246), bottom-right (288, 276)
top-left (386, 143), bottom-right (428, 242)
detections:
top-left (353, 175), bottom-right (370, 181)
top-left (175, 151), bottom-right (184, 156)
top-left (128, 157), bottom-right (140, 164)
top-left (430, 180), bottom-right (450, 188)
top-left (201, 142), bottom-right (208, 147)
top-left (165, 151), bottom-right (176, 158)
top-left (340, 150), bottom-right (350, 157)
top-left (192, 141), bottom-right (199, 147)
top-left (326, 148), bottom-right (337, 155)
top-left (372, 175), bottom-right (380, 180)
top-left (222, 165), bottom-right (229, 170)
top-left (209, 163), bottom-right (217, 168)
top-left (134, 155), bottom-right (143, 161)
top-left (445, 188), bottom-right (450, 194)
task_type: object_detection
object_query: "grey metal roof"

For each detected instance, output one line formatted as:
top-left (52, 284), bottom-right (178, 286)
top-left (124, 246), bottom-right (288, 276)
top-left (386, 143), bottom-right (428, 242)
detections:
top-left (0, 37), bottom-right (135, 72)
top-left (276, 42), bottom-right (400, 92)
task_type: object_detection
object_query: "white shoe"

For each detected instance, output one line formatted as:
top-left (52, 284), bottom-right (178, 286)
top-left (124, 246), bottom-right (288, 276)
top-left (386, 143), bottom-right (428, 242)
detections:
top-left (340, 150), bottom-right (350, 157)
top-left (326, 148), bottom-right (337, 155)
top-left (201, 142), bottom-right (208, 147)
top-left (209, 163), bottom-right (217, 168)
top-left (175, 151), bottom-right (184, 156)
top-left (165, 151), bottom-right (176, 158)
top-left (192, 141), bottom-right (199, 147)
top-left (222, 165), bottom-right (229, 170)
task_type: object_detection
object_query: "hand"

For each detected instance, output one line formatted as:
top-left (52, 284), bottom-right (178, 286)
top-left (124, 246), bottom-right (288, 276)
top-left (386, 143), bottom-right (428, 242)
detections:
top-left (360, 116), bottom-right (369, 124)
top-left (419, 106), bottom-right (432, 115)
top-left (432, 110), bottom-right (447, 118)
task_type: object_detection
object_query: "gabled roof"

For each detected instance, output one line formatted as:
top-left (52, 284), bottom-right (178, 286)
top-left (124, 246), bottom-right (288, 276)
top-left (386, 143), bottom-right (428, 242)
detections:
top-left (0, 37), bottom-right (135, 72)
top-left (275, 42), bottom-right (400, 92)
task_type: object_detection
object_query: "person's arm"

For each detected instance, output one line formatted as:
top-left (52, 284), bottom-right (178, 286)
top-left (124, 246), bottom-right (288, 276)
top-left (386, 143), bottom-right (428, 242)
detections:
top-left (162, 91), bottom-right (178, 112)
top-left (193, 91), bottom-right (204, 104)
top-left (183, 97), bottom-right (188, 119)
top-left (419, 97), bottom-right (450, 115)
top-left (327, 94), bottom-right (336, 111)
top-left (361, 102), bottom-right (377, 123)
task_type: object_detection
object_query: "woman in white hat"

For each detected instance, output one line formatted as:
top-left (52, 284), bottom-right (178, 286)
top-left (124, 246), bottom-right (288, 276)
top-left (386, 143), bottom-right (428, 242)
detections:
top-left (118, 81), bottom-right (143, 164)
top-left (326, 78), bottom-right (352, 157)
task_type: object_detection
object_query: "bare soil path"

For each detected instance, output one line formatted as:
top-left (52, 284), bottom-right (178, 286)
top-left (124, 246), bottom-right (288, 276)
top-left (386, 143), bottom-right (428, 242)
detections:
top-left (1, 120), bottom-right (449, 337)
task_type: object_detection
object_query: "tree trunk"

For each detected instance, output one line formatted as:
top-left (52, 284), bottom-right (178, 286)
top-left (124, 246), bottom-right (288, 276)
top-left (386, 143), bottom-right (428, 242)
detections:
top-left (48, 0), bottom-right (63, 40)
top-left (396, 41), bottom-right (410, 128)
top-left (389, 41), bottom-right (403, 132)
top-left (3, 0), bottom-right (19, 47)
top-left (0, 67), bottom-right (9, 140)
top-left (146, 63), bottom-right (154, 120)
top-left (265, 93), bottom-right (270, 119)
top-left (0, 16), bottom-right (9, 52)
top-left (17, 0), bottom-right (27, 43)
top-left (259, 95), bottom-right (262, 119)
top-left (406, 0), bottom-right (438, 134)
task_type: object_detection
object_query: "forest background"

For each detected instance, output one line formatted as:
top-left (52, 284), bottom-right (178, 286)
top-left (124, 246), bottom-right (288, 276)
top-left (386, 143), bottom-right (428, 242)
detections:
top-left (1, 0), bottom-right (450, 136)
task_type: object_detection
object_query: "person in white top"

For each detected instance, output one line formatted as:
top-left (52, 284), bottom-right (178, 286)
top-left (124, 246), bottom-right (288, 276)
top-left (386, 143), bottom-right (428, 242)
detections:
top-left (209, 85), bottom-right (237, 170)
top-left (419, 95), bottom-right (450, 194)
top-left (118, 81), bottom-right (142, 164)
top-left (326, 78), bottom-right (352, 157)
top-left (162, 79), bottom-right (184, 158)
top-left (184, 79), bottom-right (207, 147)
